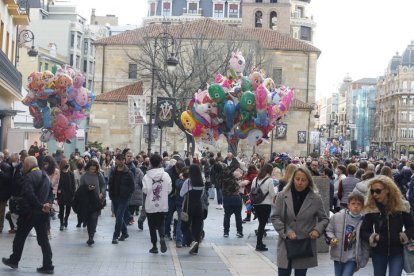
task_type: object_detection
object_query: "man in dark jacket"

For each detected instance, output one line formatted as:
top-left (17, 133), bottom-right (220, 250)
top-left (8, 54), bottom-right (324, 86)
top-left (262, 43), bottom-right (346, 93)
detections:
top-left (108, 154), bottom-right (135, 244)
top-left (0, 152), bottom-right (12, 233)
top-left (2, 156), bottom-right (54, 274)
top-left (224, 152), bottom-right (240, 172)
top-left (164, 160), bottom-right (185, 240)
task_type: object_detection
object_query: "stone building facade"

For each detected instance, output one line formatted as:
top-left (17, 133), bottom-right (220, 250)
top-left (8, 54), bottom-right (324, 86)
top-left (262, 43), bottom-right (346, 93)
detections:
top-left (373, 43), bottom-right (414, 159)
top-left (92, 19), bottom-right (320, 157)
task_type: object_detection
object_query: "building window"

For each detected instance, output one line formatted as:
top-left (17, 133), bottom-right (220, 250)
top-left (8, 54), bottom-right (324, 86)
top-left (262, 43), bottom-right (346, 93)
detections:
top-left (70, 54), bottom-right (74, 66)
top-left (228, 4), bottom-right (239, 18)
top-left (149, 2), bottom-right (156, 16)
top-left (76, 55), bottom-right (80, 69)
top-left (89, 61), bottom-right (93, 74)
top-left (38, 62), bottom-right (43, 72)
top-left (256, 0), bottom-right (263, 2)
top-left (163, 2), bottom-right (171, 16)
top-left (401, 128), bottom-right (407, 138)
top-left (401, 111), bottom-right (407, 121)
top-left (273, 68), bottom-right (282, 86)
top-left (300, 26), bottom-right (312, 41)
top-left (83, 60), bottom-right (87, 73)
top-left (402, 96), bottom-right (408, 105)
top-left (295, 6), bottom-right (304, 18)
top-left (403, 80), bottom-right (408, 90)
top-left (84, 41), bottom-right (88, 55)
top-left (270, 11), bottom-right (277, 29)
top-left (270, 0), bottom-right (277, 2)
top-left (410, 111), bottom-right (414, 122)
top-left (71, 34), bottom-right (74, 47)
top-left (188, 2), bottom-right (198, 14)
top-left (213, 3), bottom-right (224, 18)
top-left (77, 35), bottom-right (81, 49)
top-left (129, 64), bottom-right (137, 79)
top-left (45, 63), bottom-right (49, 70)
top-left (255, 11), bottom-right (263, 28)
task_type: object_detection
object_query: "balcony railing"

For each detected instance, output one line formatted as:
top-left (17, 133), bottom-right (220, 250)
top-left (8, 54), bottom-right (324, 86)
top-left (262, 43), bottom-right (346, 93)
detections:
top-left (0, 50), bottom-right (22, 95)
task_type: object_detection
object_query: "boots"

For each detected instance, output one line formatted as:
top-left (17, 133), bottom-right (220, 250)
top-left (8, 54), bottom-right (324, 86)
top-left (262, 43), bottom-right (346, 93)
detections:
top-left (64, 218), bottom-right (68, 229)
top-left (59, 218), bottom-right (64, 231)
top-left (87, 234), bottom-right (94, 246)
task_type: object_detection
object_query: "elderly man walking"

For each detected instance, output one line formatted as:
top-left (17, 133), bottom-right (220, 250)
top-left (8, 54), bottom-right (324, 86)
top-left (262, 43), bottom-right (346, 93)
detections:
top-left (2, 156), bottom-right (54, 274)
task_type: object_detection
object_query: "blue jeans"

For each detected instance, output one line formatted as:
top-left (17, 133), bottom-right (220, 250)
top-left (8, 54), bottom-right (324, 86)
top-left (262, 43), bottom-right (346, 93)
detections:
top-left (372, 254), bottom-right (403, 276)
top-left (334, 260), bottom-right (356, 276)
top-left (112, 197), bottom-right (130, 239)
top-left (223, 195), bottom-right (242, 234)
top-left (164, 196), bottom-right (176, 237)
top-left (216, 187), bottom-right (223, 205)
top-left (175, 207), bottom-right (183, 245)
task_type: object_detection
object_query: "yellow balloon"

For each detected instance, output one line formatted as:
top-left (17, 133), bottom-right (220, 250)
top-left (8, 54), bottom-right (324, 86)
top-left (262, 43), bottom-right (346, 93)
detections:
top-left (181, 111), bottom-right (196, 131)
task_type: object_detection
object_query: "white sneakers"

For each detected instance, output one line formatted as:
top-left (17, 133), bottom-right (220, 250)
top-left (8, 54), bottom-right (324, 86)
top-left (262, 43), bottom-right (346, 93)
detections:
top-left (216, 204), bottom-right (223, 210)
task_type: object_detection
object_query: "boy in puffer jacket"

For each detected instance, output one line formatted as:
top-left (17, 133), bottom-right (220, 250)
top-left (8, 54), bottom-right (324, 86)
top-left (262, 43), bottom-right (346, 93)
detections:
top-left (325, 191), bottom-right (370, 276)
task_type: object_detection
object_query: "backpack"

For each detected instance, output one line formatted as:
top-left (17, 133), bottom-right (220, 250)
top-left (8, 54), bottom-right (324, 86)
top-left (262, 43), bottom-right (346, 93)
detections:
top-left (250, 177), bottom-right (270, 205)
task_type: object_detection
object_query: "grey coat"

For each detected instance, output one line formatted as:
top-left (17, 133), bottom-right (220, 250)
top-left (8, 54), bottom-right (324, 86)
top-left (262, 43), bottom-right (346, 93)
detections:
top-left (129, 168), bottom-right (144, 207)
top-left (272, 189), bottom-right (329, 269)
top-left (325, 209), bottom-right (370, 268)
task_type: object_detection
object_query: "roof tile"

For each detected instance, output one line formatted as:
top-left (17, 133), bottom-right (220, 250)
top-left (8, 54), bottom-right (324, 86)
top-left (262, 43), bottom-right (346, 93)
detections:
top-left (95, 18), bottom-right (320, 53)
top-left (95, 82), bottom-right (143, 102)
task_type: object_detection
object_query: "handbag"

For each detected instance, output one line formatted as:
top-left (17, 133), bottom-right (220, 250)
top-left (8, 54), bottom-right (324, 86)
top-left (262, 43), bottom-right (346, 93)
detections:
top-left (284, 202), bottom-right (314, 259)
top-left (180, 180), bottom-right (190, 222)
top-left (403, 240), bottom-right (414, 273)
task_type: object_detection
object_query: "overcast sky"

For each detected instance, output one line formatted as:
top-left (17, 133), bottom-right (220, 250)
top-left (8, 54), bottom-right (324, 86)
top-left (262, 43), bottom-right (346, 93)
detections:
top-left (71, 0), bottom-right (414, 100)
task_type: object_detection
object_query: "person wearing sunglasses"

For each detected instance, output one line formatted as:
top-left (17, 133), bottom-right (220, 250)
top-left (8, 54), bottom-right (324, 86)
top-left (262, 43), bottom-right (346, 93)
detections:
top-left (360, 175), bottom-right (414, 276)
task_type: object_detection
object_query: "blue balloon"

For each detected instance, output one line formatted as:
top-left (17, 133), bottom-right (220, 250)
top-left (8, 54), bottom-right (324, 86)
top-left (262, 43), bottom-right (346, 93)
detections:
top-left (41, 106), bottom-right (52, 129)
top-left (224, 100), bottom-right (236, 130)
top-left (254, 111), bottom-right (269, 127)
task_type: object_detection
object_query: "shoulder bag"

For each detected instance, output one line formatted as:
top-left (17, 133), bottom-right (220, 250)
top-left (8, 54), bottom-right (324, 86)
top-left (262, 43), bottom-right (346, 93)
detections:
top-left (180, 180), bottom-right (190, 222)
top-left (284, 202), bottom-right (314, 259)
top-left (404, 240), bottom-right (414, 273)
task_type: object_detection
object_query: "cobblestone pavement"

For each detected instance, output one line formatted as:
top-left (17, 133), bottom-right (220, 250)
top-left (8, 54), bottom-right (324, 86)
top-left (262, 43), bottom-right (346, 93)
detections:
top-left (0, 198), bottom-right (410, 275)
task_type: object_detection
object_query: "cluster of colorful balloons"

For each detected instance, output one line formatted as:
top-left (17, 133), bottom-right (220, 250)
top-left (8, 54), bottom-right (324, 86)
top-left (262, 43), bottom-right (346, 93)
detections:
top-left (324, 139), bottom-right (341, 156)
top-left (180, 51), bottom-right (295, 145)
top-left (22, 65), bottom-right (95, 143)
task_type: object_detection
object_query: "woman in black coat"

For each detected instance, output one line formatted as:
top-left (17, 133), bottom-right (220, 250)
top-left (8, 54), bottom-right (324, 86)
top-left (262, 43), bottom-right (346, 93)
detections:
top-left (57, 159), bottom-right (75, 230)
top-left (180, 164), bottom-right (204, 255)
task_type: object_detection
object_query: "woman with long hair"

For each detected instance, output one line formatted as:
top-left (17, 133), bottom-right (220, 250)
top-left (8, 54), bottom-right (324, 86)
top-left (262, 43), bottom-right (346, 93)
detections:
top-left (272, 167), bottom-right (329, 275)
top-left (101, 152), bottom-right (114, 184)
top-left (278, 164), bottom-right (297, 192)
top-left (180, 164), bottom-right (204, 255)
top-left (360, 175), bottom-right (414, 276)
top-left (57, 159), bottom-right (75, 230)
top-left (252, 163), bottom-right (276, 251)
top-left (73, 159), bottom-right (106, 245)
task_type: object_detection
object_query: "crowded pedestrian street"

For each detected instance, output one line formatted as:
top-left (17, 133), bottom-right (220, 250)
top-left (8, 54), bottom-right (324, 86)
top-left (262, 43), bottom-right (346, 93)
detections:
top-left (0, 198), bottom-right (379, 276)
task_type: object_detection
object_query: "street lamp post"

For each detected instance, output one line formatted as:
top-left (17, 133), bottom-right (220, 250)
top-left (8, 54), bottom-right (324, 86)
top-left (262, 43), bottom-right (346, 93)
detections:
top-left (327, 112), bottom-right (338, 141)
top-left (15, 29), bottom-right (38, 66)
top-left (147, 32), bottom-right (179, 156)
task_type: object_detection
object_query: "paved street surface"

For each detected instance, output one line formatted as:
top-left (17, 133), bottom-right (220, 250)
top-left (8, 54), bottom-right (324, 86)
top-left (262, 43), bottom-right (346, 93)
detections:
top-left (0, 198), bottom-right (410, 275)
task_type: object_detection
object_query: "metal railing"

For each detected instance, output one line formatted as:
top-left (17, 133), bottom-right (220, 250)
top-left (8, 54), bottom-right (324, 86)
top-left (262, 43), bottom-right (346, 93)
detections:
top-left (0, 50), bottom-right (22, 95)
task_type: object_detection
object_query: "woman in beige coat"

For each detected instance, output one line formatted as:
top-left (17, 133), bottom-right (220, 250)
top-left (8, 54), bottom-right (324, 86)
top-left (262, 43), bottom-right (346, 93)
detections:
top-left (271, 166), bottom-right (329, 276)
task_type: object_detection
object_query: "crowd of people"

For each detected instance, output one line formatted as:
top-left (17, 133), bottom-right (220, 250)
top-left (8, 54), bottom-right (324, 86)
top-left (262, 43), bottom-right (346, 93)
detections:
top-left (0, 143), bottom-right (414, 275)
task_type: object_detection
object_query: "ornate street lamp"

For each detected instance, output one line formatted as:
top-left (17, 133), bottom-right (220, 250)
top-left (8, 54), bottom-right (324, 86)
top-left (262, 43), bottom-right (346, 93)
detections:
top-left (147, 32), bottom-right (179, 155)
top-left (16, 29), bottom-right (38, 65)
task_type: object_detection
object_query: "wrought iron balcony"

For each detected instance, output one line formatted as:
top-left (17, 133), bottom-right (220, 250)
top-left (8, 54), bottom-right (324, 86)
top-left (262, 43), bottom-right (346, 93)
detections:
top-left (0, 50), bottom-right (22, 96)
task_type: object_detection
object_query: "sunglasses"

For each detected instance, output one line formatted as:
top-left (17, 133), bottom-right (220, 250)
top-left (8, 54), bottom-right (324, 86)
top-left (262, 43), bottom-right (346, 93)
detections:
top-left (370, 188), bottom-right (384, 195)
